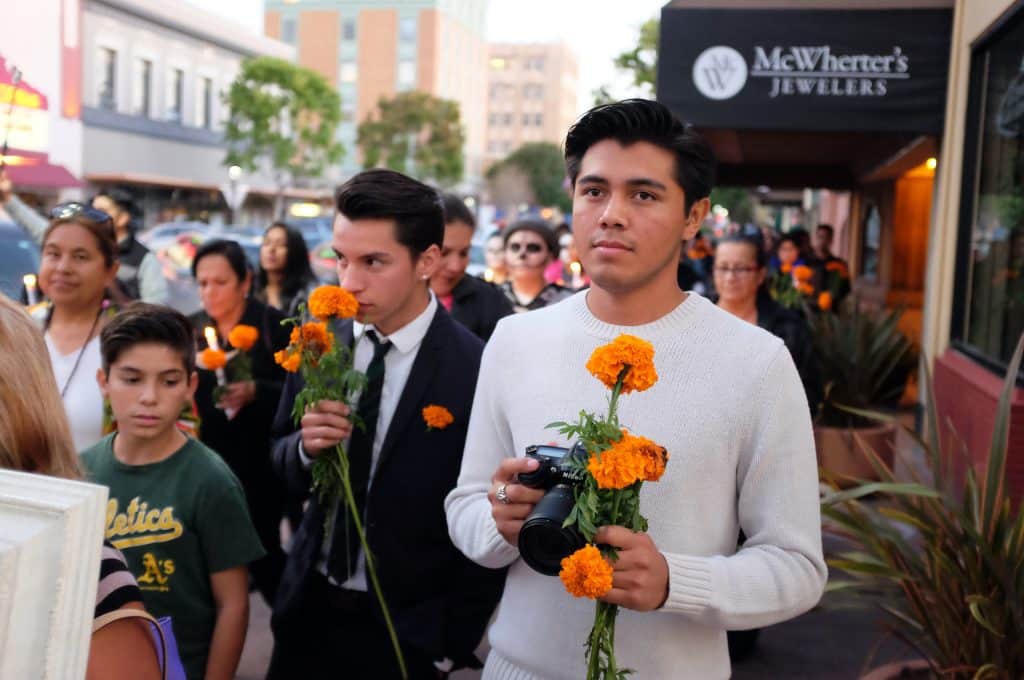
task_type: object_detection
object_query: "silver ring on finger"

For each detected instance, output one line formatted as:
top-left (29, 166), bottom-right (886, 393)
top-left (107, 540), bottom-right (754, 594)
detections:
top-left (496, 483), bottom-right (511, 505)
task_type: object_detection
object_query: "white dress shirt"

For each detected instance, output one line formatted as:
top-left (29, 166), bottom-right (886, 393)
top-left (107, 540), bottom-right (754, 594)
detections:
top-left (302, 293), bottom-right (438, 591)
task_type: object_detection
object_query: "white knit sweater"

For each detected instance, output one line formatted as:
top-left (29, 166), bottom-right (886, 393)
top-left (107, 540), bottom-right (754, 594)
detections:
top-left (445, 292), bottom-right (826, 679)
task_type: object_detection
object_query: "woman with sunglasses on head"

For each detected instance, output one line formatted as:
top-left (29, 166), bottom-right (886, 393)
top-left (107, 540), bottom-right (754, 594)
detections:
top-left (189, 239), bottom-right (290, 605)
top-left (500, 219), bottom-right (572, 313)
top-left (34, 202), bottom-right (121, 452)
top-left (252, 222), bottom-right (318, 318)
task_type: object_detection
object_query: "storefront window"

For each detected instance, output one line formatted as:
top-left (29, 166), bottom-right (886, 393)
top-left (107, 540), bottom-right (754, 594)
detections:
top-left (956, 7), bottom-right (1024, 370)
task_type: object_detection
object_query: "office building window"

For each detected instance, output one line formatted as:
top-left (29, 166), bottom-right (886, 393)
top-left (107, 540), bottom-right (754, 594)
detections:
top-left (503, 113), bottom-right (513, 125)
top-left (343, 18), bottom-right (357, 41)
top-left (168, 68), bottom-right (184, 123)
top-left (282, 17), bottom-right (297, 44)
top-left (98, 47), bottom-right (117, 110)
top-left (522, 113), bottom-right (531, 126)
top-left (399, 15), bottom-right (417, 43)
top-left (201, 77), bottom-right (213, 129)
top-left (527, 56), bottom-right (546, 71)
top-left (340, 63), bottom-right (358, 84)
top-left (398, 61), bottom-right (416, 90)
top-left (533, 113), bottom-right (543, 126)
top-left (523, 84), bottom-right (544, 99)
top-left (953, 4), bottom-right (1024, 372)
top-left (132, 58), bottom-right (151, 117)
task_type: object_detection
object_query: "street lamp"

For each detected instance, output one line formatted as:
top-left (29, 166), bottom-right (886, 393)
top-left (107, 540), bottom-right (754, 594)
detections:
top-left (224, 166), bottom-right (245, 225)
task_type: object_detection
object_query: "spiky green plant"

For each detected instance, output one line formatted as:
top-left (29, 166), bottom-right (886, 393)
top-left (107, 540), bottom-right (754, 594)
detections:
top-left (821, 333), bottom-right (1024, 679)
top-left (810, 299), bottom-right (918, 428)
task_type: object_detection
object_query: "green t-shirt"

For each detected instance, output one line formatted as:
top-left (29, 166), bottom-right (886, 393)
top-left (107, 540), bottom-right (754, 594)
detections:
top-left (81, 434), bottom-right (265, 680)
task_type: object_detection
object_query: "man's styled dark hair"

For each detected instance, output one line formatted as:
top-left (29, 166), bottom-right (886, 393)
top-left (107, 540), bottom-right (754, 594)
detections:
top-left (816, 223), bottom-right (835, 237)
top-left (564, 99), bottom-right (716, 210)
top-left (191, 238), bottom-right (250, 281)
top-left (441, 193), bottom-right (475, 228)
top-left (100, 303), bottom-right (196, 374)
top-left (335, 169), bottom-right (444, 256)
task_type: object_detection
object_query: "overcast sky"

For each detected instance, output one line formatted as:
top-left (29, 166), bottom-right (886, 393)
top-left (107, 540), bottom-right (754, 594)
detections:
top-left (187, 0), bottom-right (664, 108)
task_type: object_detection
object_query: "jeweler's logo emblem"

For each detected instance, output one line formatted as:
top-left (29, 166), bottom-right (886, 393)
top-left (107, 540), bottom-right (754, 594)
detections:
top-left (693, 46), bottom-right (748, 100)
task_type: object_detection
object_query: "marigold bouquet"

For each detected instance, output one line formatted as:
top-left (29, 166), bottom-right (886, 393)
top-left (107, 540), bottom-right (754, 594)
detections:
top-left (548, 334), bottom-right (667, 679)
top-left (275, 285), bottom-right (407, 679)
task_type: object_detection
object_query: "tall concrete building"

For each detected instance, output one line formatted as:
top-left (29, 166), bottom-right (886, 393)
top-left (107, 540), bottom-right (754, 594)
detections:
top-left (264, 0), bottom-right (489, 188)
top-left (80, 0), bottom-right (297, 223)
top-left (485, 42), bottom-right (579, 165)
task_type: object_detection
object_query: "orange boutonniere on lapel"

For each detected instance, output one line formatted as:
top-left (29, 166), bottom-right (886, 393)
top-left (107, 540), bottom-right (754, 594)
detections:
top-left (422, 405), bottom-right (454, 431)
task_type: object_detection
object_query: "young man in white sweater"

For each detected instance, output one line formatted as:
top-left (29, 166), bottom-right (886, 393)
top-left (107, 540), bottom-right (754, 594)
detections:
top-left (445, 99), bottom-right (827, 679)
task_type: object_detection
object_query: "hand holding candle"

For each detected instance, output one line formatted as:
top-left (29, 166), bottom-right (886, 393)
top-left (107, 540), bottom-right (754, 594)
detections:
top-left (204, 326), bottom-right (237, 420)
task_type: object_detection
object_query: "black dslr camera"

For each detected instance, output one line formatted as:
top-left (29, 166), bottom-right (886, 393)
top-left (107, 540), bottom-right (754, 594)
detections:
top-left (516, 442), bottom-right (588, 575)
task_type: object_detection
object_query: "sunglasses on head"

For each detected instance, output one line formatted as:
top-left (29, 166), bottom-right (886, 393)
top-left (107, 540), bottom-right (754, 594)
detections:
top-left (508, 242), bottom-right (545, 255)
top-left (49, 202), bottom-right (113, 225)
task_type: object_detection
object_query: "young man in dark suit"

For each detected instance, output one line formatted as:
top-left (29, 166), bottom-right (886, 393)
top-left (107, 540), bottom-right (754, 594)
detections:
top-left (267, 170), bottom-right (506, 679)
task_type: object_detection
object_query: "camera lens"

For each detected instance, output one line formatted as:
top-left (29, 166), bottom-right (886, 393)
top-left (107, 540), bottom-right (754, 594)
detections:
top-left (518, 485), bottom-right (585, 575)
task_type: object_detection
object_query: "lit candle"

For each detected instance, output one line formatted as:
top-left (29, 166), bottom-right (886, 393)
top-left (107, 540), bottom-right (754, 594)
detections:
top-left (204, 326), bottom-right (220, 351)
top-left (23, 274), bottom-right (39, 305)
top-left (483, 268), bottom-right (494, 283)
top-left (204, 326), bottom-right (236, 419)
top-left (569, 261), bottom-right (582, 290)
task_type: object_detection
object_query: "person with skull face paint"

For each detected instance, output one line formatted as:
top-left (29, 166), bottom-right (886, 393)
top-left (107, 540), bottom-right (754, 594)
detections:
top-left (499, 219), bottom-right (572, 313)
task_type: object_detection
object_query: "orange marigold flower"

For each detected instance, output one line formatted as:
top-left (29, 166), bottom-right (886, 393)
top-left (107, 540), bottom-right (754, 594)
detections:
top-left (274, 349), bottom-right (301, 373)
top-left (201, 347), bottom-right (227, 371)
top-left (297, 322), bottom-right (334, 356)
top-left (228, 324), bottom-right (259, 352)
top-left (780, 263), bottom-right (793, 274)
top-left (559, 544), bottom-right (613, 599)
top-left (793, 265), bottom-right (814, 282)
top-left (587, 430), bottom-right (668, 489)
top-left (422, 405), bottom-right (454, 430)
top-left (797, 282), bottom-right (815, 295)
top-left (308, 285), bottom-right (359, 320)
top-left (585, 334), bottom-right (657, 394)
top-left (818, 291), bottom-right (833, 311)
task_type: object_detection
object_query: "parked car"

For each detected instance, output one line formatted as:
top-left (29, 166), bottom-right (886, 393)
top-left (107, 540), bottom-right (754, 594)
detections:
top-left (0, 222), bottom-right (39, 302)
top-left (138, 221), bottom-right (210, 247)
top-left (309, 239), bottom-right (339, 284)
top-left (288, 216), bottom-right (333, 250)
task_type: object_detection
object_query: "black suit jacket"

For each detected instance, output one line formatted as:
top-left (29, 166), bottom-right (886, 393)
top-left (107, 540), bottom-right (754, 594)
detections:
top-left (270, 304), bottom-right (505, 668)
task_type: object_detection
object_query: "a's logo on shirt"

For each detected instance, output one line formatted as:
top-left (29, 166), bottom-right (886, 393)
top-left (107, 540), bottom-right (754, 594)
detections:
top-left (137, 552), bottom-right (175, 592)
top-left (105, 497), bottom-right (184, 549)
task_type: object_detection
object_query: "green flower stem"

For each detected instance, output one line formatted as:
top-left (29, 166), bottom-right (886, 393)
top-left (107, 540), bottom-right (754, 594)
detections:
top-left (329, 444), bottom-right (408, 680)
top-left (607, 370), bottom-right (627, 427)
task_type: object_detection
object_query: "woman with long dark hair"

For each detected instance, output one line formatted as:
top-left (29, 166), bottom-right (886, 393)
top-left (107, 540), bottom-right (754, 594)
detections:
top-left (253, 222), bottom-right (317, 317)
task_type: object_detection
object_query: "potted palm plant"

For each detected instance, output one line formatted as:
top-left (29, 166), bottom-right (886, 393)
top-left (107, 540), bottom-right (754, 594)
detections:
top-left (821, 334), bottom-right (1024, 679)
top-left (809, 298), bottom-right (918, 483)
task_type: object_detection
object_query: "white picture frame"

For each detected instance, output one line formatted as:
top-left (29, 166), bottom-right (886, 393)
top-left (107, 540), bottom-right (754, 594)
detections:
top-left (0, 469), bottom-right (108, 680)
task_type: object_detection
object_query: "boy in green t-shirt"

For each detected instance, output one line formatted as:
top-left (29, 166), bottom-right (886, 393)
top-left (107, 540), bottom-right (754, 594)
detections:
top-left (81, 303), bottom-right (265, 680)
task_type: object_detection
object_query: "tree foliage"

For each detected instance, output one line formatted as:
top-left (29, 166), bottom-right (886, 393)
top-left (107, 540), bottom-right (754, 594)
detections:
top-left (486, 142), bottom-right (570, 211)
top-left (223, 57), bottom-right (344, 186)
top-left (357, 91), bottom-right (465, 187)
top-left (594, 18), bottom-right (659, 102)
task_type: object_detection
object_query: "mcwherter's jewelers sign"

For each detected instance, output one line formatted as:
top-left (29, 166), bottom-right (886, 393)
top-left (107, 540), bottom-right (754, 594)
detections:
top-left (659, 8), bottom-right (953, 134)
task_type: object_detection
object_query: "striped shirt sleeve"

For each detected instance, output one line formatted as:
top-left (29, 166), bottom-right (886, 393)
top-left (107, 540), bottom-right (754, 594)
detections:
top-left (94, 541), bottom-right (142, 619)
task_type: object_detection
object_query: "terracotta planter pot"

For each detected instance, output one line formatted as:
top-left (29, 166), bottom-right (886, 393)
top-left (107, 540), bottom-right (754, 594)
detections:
top-left (859, 659), bottom-right (933, 679)
top-left (814, 422), bottom-right (896, 486)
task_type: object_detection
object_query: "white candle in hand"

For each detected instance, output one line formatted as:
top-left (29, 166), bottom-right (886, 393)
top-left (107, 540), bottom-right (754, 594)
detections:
top-left (23, 274), bottom-right (38, 305)
top-left (204, 326), bottom-right (237, 419)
